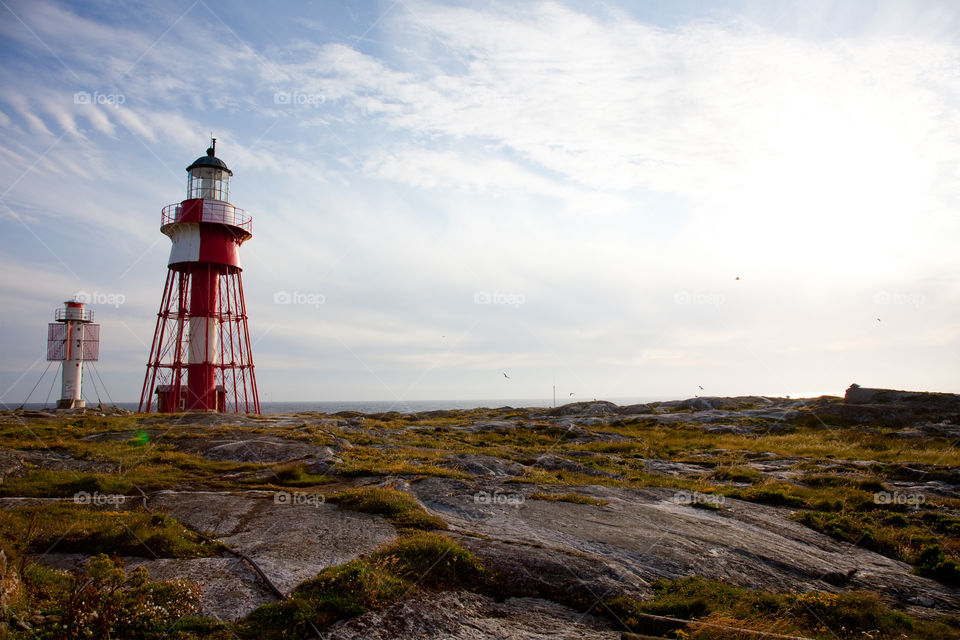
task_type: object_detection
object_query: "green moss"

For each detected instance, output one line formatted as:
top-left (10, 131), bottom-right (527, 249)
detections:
top-left (0, 470), bottom-right (137, 498)
top-left (528, 491), bottom-right (610, 506)
top-left (332, 486), bottom-right (447, 530)
top-left (710, 465), bottom-right (762, 484)
top-left (734, 481), bottom-right (807, 508)
top-left (240, 532), bottom-right (484, 638)
top-left (792, 511), bottom-right (960, 586)
top-left (269, 462), bottom-right (334, 487)
top-left (801, 473), bottom-right (852, 487)
top-left (857, 477), bottom-right (889, 493)
top-left (167, 616), bottom-right (235, 639)
top-left (606, 576), bottom-right (960, 639)
top-left (916, 545), bottom-right (960, 586)
top-left (334, 447), bottom-right (466, 479)
top-left (0, 503), bottom-right (221, 559)
top-left (369, 531), bottom-right (485, 587)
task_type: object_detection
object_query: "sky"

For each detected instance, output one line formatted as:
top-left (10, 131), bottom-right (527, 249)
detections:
top-left (1, 0), bottom-right (959, 406)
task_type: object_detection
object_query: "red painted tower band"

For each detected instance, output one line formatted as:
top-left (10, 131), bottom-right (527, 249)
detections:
top-left (139, 141), bottom-right (260, 413)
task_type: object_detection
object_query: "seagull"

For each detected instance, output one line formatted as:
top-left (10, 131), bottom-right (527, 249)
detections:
top-left (569, 392), bottom-right (575, 396)
top-left (503, 372), bottom-right (510, 379)
top-left (698, 385), bottom-right (704, 390)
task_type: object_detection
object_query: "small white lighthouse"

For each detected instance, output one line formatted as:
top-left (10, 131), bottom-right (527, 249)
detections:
top-left (46, 300), bottom-right (100, 409)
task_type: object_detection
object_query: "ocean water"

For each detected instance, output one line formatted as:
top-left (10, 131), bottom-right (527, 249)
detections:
top-left (8, 397), bottom-right (666, 414)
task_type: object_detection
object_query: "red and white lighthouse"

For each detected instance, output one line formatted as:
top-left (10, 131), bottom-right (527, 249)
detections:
top-left (139, 140), bottom-right (260, 413)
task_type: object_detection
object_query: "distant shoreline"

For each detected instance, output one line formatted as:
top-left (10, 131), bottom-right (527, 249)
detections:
top-left (6, 397), bottom-right (664, 414)
top-left (3, 394), bottom-right (843, 415)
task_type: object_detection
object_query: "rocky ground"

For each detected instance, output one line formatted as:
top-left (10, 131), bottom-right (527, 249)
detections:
top-left (1, 387), bottom-right (959, 639)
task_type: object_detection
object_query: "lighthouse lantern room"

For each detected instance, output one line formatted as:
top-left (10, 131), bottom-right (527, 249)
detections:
top-left (139, 140), bottom-right (260, 413)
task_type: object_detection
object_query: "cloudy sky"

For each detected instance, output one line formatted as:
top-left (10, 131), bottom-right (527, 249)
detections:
top-left (1, 0), bottom-right (959, 406)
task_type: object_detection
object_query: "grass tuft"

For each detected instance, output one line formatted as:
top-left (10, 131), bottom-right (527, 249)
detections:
top-left (792, 510), bottom-right (960, 586)
top-left (331, 486), bottom-right (447, 530)
top-left (0, 502), bottom-right (221, 559)
top-left (240, 532), bottom-right (483, 638)
top-left (606, 575), bottom-right (960, 639)
top-left (710, 465), bottom-right (763, 484)
top-left (528, 491), bottom-right (609, 506)
top-left (269, 462), bottom-right (333, 487)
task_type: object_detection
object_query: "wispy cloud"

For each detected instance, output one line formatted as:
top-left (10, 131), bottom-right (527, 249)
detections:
top-left (1, 0), bottom-right (959, 402)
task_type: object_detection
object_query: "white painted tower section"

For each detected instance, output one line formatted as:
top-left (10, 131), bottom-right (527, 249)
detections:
top-left (62, 319), bottom-right (84, 406)
top-left (188, 317), bottom-right (219, 365)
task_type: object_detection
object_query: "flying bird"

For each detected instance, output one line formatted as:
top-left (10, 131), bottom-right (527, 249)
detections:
top-left (698, 385), bottom-right (704, 391)
top-left (503, 372), bottom-right (510, 379)
top-left (569, 392), bottom-right (575, 396)
top-left (876, 318), bottom-right (881, 323)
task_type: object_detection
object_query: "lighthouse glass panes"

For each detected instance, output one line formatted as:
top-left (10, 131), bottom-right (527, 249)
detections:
top-left (188, 166), bottom-right (229, 201)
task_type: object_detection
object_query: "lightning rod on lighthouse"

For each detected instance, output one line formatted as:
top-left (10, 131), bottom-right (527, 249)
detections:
top-left (47, 300), bottom-right (100, 409)
top-left (140, 140), bottom-right (260, 413)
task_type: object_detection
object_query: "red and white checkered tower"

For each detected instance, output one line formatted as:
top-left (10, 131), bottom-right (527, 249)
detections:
top-left (139, 140), bottom-right (260, 413)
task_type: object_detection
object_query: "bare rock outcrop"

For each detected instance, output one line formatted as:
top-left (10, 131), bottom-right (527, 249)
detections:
top-left (845, 384), bottom-right (960, 409)
top-left (144, 490), bottom-right (397, 619)
top-left (410, 478), bottom-right (960, 615)
top-left (834, 384), bottom-right (960, 425)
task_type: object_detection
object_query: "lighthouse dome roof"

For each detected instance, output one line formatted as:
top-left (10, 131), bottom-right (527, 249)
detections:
top-left (186, 146), bottom-right (233, 175)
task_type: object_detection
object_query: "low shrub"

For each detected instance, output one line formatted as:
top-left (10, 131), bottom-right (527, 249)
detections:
top-left (36, 554), bottom-right (201, 640)
top-left (793, 511), bottom-right (960, 587)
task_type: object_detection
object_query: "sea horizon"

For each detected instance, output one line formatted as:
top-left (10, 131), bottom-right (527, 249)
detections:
top-left (3, 391), bottom-right (847, 415)
top-left (6, 396), bottom-right (665, 414)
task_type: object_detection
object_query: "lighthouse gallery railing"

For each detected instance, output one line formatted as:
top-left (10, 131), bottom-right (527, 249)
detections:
top-left (161, 202), bottom-right (252, 233)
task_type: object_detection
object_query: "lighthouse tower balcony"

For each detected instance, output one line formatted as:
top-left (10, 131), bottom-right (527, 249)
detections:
top-left (161, 201), bottom-right (252, 235)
